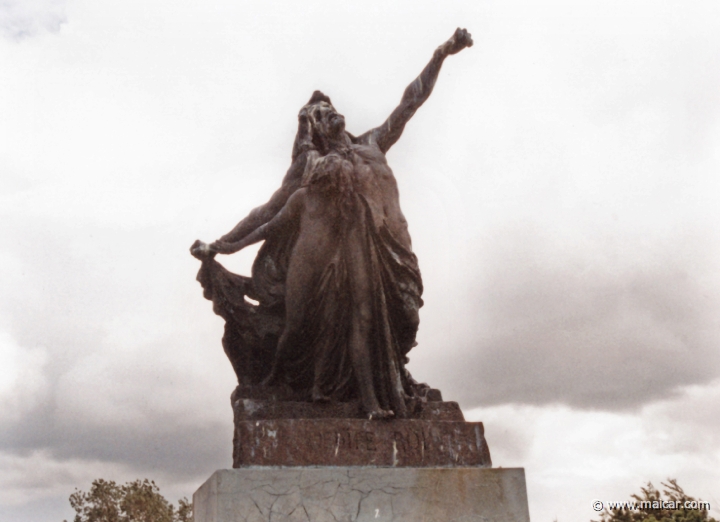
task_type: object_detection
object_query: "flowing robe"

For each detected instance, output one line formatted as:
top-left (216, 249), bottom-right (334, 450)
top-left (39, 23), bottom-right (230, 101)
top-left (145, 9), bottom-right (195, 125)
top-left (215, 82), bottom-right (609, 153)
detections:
top-left (196, 143), bottom-right (423, 411)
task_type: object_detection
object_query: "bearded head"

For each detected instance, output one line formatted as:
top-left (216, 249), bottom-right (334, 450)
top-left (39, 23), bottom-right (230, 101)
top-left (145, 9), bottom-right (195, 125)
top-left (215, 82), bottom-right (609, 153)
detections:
top-left (292, 91), bottom-right (348, 160)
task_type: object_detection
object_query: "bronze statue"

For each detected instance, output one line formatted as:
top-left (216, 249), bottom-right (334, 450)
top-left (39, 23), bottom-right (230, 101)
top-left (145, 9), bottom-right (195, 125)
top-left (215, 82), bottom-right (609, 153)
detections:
top-left (191, 28), bottom-right (473, 420)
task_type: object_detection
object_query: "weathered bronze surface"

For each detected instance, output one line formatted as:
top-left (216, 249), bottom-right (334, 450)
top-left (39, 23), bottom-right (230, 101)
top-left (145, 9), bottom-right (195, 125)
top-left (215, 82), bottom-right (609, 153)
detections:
top-left (232, 419), bottom-right (491, 468)
top-left (190, 28), bottom-right (490, 471)
top-left (232, 398), bottom-right (464, 422)
top-left (191, 28), bottom-right (474, 420)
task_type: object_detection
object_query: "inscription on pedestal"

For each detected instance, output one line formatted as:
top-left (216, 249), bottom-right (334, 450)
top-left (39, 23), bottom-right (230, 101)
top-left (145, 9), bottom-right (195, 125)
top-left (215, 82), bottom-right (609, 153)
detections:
top-left (233, 419), bottom-right (491, 468)
top-left (310, 429), bottom-right (378, 452)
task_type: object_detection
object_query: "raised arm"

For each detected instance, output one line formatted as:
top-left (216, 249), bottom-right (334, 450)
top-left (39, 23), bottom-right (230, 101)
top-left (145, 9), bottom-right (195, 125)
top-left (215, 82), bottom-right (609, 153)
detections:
top-left (360, 28), bottom-right (473, 154)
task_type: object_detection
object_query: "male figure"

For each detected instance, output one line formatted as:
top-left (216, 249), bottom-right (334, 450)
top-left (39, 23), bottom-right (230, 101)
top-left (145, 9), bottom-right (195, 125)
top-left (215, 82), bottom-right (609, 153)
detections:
top-left (212, 28), bottom-right (472, 252)
top-left (195, 28), bottom-right (473, 418)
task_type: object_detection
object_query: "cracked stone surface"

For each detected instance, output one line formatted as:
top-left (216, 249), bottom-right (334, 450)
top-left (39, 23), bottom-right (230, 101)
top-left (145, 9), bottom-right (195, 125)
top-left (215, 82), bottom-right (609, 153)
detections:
top-left (194, 468), bottom-right (530, 522)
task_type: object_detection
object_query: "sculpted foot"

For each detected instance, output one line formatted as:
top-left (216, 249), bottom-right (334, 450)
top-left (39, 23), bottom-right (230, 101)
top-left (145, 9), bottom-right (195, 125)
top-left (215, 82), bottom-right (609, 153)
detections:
top-left (367, 409), bottom-right (394, 420)
top-left (311, 386), bottom-right (330, 403)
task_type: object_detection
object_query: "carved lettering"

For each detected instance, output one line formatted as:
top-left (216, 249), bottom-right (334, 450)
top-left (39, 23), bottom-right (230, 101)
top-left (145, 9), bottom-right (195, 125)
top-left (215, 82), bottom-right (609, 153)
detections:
top-left (237, 420), bottom-right (492, 468)
top-left (307, 430), bottom-right (381, 452)
top-left (393, 431), bottom-right (407, 452)
top-left (391, 428), bottom-right (426, 456)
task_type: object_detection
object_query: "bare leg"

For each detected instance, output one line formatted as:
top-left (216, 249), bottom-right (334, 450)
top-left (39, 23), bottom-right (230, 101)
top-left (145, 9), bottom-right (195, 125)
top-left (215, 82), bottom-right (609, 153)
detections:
top-left (262, 242), bottom-right (323, 387)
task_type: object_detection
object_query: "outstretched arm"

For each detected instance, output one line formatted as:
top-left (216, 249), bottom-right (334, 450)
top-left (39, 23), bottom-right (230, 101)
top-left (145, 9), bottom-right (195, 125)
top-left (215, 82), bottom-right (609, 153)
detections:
top-left (193, 189), bottom-right (306, 258)
top-left (360, 28), bottom-right (473, 154)
top-left (212, 152), bottom-right (310, 246)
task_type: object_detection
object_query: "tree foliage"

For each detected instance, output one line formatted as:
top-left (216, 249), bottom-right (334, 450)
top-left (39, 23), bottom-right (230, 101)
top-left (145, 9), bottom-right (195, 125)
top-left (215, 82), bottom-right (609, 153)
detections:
top-left (594, 479), bottom-right (717, 522)
top-left (64, 478), bottom-right (192, 522)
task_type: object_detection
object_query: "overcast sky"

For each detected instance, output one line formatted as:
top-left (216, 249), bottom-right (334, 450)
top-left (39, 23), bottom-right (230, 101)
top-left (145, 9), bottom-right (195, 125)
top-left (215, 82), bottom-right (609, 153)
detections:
top-left (1, 1), bottom-right (719, 521)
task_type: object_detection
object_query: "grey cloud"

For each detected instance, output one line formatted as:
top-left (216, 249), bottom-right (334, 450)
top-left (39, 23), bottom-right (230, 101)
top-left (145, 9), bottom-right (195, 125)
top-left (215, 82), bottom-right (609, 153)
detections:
top-left (425, 227), bottom-right (720, 411)
top-left (0, 218), bottom-right (234, 483)
top-left (0, 0), bottom-right (66, 40)
top-left (642, 379), bottom-right (720, 455)
top-left (0, 496), bottom-right (69, 522)
top-left (0, 358), bottom-right (231, 479)
top-left (1, 418), bottom-right (230, 479)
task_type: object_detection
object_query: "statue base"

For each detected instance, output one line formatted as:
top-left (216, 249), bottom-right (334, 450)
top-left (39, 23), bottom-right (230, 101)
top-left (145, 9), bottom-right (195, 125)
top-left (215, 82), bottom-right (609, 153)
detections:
top-left (193, 467), bottom-right (530, 522)
top-left (231, 392), bottom-right (491, 468)
top-left (233, 418), bottom-right (491, 467)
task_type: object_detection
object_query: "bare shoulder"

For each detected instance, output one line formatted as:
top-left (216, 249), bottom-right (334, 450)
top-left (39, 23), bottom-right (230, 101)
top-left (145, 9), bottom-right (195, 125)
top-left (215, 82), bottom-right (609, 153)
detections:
top-left (351, 142), bottom-right (388, 165)
top-left (287, 187), bottom-right (308, 206)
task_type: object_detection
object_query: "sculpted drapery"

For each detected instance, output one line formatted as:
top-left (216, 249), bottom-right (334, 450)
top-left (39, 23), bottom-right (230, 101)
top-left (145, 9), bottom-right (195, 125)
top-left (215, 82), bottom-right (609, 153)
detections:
top-left (192, 29), bottom-right (473, 418)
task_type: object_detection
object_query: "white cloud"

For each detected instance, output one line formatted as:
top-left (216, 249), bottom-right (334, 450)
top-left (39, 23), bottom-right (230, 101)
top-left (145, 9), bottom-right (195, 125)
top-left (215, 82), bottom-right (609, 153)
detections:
top-left (467, 380), bottom-right (720, 522)
top-left (0, 0), bottom-right (66, 40)
top-left (0, 330), bottom-right (49, 424)
top-left (419, 226), bottom-right (720, 410)
top-left (0, 450), bottom-right (131, 506)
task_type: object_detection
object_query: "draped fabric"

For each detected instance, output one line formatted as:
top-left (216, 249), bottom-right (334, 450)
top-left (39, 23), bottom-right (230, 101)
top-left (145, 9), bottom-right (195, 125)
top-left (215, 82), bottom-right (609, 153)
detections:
top-left (196, 178), bottom-right (423, 414)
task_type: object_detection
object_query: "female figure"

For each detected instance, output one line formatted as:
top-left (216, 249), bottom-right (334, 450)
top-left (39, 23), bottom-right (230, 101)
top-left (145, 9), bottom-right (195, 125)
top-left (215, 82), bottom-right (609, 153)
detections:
top-left (192, 28), bottom-right (473, 418)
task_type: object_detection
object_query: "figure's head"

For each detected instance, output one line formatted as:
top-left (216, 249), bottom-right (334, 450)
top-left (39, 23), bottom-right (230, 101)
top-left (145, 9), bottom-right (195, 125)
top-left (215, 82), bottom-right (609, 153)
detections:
top-left (308, 101), bottom-right (346, 139)
top-left (292, 91), bottom-right (347, 160)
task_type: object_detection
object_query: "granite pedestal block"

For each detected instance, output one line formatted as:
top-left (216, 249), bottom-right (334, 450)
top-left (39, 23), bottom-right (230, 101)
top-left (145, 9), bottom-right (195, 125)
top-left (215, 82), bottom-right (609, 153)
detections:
top-left (233, 418), bottom-right (491, 467)
top-left (194, 467), bottom-right (530, 522)
top-left (231, 396), bottom-right (491, 468)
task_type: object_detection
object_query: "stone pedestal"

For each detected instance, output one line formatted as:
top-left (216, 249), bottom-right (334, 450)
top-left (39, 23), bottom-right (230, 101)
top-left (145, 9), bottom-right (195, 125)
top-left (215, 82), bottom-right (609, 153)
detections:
top-left (194, 390), bottom-right (528, 520)
top-left (233, 418), bottom-right (491, 467)
top-left (194, 467), bottom-right (530, 522)
top-left (231, 396), bottom-right (491, 468)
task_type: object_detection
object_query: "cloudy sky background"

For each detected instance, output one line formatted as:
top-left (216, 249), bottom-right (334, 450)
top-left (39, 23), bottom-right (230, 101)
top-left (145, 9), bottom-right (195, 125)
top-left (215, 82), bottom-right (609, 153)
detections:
top-left (2, 0), bottom-right (719, 520)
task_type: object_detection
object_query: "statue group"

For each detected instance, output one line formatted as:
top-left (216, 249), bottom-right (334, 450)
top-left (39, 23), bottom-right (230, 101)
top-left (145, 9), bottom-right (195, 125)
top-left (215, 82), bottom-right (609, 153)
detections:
top-left (191, 30), bottom-right (534, 522)
top-left (191, 28), bottom-right (474, 420)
